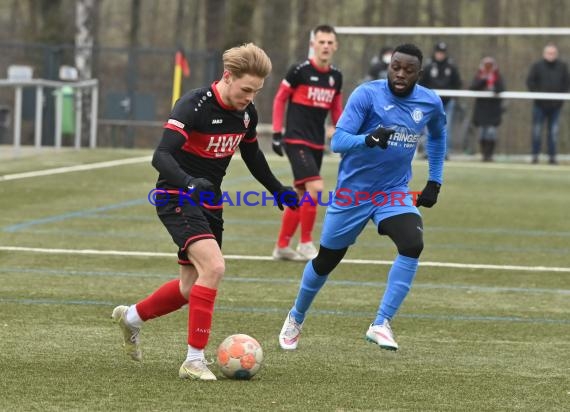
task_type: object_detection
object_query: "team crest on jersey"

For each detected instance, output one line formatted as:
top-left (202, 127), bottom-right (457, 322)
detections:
top-left (329, 76), bottom-right (335, 87)
top-left (243, 111), bottom-right (250, 128)
top-left (411, 109), bottom-right (423, 123)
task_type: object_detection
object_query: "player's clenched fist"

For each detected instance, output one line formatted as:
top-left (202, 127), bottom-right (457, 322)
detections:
top-left (365, 126), bottom-right (395, 149)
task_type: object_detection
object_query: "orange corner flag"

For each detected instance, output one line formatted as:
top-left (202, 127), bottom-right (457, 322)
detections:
top-left (171, 49), bottom-right (190, 107)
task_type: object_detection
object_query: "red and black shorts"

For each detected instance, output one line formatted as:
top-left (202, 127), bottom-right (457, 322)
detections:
top-left (156, 194), bottom-right (223, 265)
top-left (284, 143), bottom-right (324, 189)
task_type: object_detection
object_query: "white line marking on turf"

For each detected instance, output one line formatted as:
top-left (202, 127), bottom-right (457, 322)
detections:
top-left (0, 155), bottom-right (152, 182)
top-left (1, 246), bottom-right (569, 273)
top-left (3, 154), bottom-right (565, 182)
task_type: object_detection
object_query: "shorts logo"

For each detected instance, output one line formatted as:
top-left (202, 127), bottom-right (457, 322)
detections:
top-left (211, 118), bottom-right (223, 124)
top-left (243, 111), bottom-right (250, 128)
top-left (411, 109), bottom-right (423, 123)
top-left (168, 118), bottom-right (185, 129)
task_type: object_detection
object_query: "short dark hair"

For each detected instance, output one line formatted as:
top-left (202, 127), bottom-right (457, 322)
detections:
top-left (313, 24), bottom-right (337, 36)
top-left (393, 43), bottom-right (423, 66)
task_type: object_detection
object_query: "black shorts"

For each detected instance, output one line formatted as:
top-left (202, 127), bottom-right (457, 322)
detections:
top-left (285, 143), bottom-right (324, 189)
top-left (156, 194), bottom-right (223, 265)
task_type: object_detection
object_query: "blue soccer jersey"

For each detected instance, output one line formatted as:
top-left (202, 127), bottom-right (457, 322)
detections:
top-left (331, 79), bottom-right (446, 194)
top-left (319, 80), bottom-right (447, 249)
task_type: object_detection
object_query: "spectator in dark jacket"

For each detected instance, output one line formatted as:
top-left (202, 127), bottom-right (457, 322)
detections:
top-left (470, 57), bottom-right (506, 162)
top-left (419, 42), bottom-right (462, 158)
top-left (526, 43), bottom-right (569, 164)
top-left (365, 46), bottom-right (394, 81)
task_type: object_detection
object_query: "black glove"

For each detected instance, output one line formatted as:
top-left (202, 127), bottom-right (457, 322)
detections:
top-left (365, 126), bottom-right (395, 149)
top-left (274, 186), bottom-right (299, 211)
top-left (186, 177), bottom-right (215, 204)
top-left (272, 132), bottom-right (284, 156)
top-left (416, 181), bottom-right (441, 208)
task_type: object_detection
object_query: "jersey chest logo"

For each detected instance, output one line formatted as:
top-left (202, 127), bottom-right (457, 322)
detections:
top-left (291, 84), bottom-right (336, 109)
top-left (183, 131), bottom-right (246, 158)
top-left (411, 109), bottom-right (423, 123)
top-left (205, 134), bottom-right (245, 156)
top-left (307, 86), bottom-right (336, 103)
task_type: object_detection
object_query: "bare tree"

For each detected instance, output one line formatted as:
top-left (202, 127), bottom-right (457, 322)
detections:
top-left (483, 0), bottom-right (500, 51)
top-left (293, 1), bottom-right (311, 60)
top-left (124, 0), bottom-right (141, 147)
top-left (24, 0), bottom-right (74, 44)
top-left (205, 0), bottom-right (226, 51)
top-left (225, 0), bottom-right (257, 49)
top-left (258, 0), bottom-right (291, 118)
top-left (75, 0), bottom-right (100, 146)
top-left (75, 0), bottom-right (99, 80)
top-left (173, 0), bottom-right (186, 47)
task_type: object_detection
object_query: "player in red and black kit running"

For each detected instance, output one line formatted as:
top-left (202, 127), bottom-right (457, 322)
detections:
top-left (111, 43), bottom-right (298, 381)
top-left (271, 24), bottom-right (343, 261)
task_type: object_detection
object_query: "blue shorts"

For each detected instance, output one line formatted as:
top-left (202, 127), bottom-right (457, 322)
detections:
top-left (319, 188), bottom-right (420, 250)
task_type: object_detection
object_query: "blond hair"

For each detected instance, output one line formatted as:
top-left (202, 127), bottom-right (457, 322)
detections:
top-left (222, 43), bottom-right (272, 79)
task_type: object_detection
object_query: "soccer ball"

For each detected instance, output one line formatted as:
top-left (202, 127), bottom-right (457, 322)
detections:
top-left (216, 334), bottom-right (263, 380)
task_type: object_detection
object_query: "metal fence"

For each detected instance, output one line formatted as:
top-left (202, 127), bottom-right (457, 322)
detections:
top-left (0, 42), bottom-right (221, 150)
top-left (0, 78), bottom-right (98, 154)
top-left (0, 41), bottom-right (569, 156)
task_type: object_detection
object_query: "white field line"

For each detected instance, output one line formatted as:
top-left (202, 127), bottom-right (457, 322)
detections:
top-left (1, 246), bottom-right (569, 273)
top-left (2, 153), bottom-right (568, 183)
top-left (0, 155), bottom-right (152, 182)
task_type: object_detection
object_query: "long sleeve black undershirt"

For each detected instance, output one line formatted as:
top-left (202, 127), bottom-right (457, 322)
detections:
top-left (239, 139), bottom-right (283, 194)
top-left (152, 129), bottom-right (283, 194)
top-left (151, 129), bottom-right (192, 188)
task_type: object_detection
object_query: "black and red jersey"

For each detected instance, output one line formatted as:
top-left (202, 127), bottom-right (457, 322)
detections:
top-left (273, 59), bottom-right (343, 149)
top-left (156, 82), bottom-right (258, 191)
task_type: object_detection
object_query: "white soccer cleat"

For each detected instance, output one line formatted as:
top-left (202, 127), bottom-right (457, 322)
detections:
top-left (272, 246), bottom-right (304, 261)
top-left (111, 305), bottom-right (142, 362)
top-left (365, 320), bottom-right (399, 351)
top-left (179, 359), bottom-right (217, 381)
top-left (279, 311), bottom-right (304, 350)
top-left (296, 242), bottom-right (318, 260)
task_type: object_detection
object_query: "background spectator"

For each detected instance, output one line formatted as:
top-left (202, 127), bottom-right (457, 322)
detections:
top-left (470, 56), bottom-right (506, 162)
top-left (364, 46), bottom-right (394, 81)
top-left (420, 41), bottom-right (462, 158)
top-left (526, 43), bottom-right (569, 165)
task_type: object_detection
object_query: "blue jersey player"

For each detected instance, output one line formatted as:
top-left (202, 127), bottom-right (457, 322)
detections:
top-left (278, 43), bottom-right (446, 351)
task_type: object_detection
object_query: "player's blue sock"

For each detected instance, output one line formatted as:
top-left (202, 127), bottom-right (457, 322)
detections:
top-left (291, 261), bottom-right (328, 323)
top-left (374, 254), bottom-right (418, 325)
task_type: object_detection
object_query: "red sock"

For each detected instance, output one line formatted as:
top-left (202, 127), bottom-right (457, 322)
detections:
top-left (136, 279), bottom-right (187, 321)
top-left (187, 284), bottom-right (217, 349)
top-left (277, 207), bottom-right (300, 248)
top-left (300, 200), bottom-right (317, 243)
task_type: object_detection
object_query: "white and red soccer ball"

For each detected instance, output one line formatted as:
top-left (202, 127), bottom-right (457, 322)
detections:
top-left (216, 334), bottom-right (263, 380)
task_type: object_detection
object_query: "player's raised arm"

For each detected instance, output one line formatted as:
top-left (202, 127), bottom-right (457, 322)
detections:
top-left (330, 85), bottom-right (373, 153)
